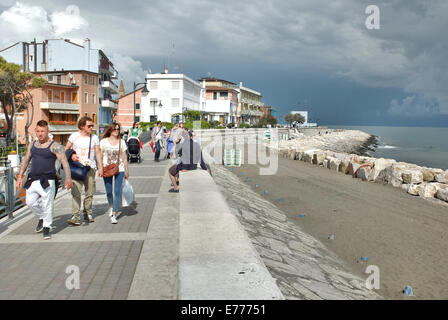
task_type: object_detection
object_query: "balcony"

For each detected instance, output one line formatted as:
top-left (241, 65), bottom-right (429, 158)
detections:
top-left (40, 102), bottom-right (80, 114)
top-left (48, 121), bottom-right (78, 134)
top-left (101, 99), bottom-right (118, 110)
top-left (101, 81), bottom-right (118, 94)
top-left (240, 109), bottom-right (263, 117)
top-left (241, 98), bottom-right (264, 107)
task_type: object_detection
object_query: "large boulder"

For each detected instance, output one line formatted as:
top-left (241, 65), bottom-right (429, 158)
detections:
top-left (372, 158), bottom-right (396, 182)
top-left (323, 159), bottom-right (329, 168)
top-left (418, 183), bottom-right (442, 198)
top-left (312, 151), bottom-right (327, 165)
top-left (436, 186), bottom-right (448, 202)
top-left (340, 158), bottom-right (351, 174)
top-left (329, 158), bottom-right (342, 171)
top-left (356, 166), bottom-right (373, 181)
top-left (385, 163), bottom-right (408, 188)
top-left (435, 171), bottom-right (448, 183)
top-left (402, 169), bottom-right (424, 184)
top-left (407, 184), bottom-right (420, 196)
top-left (302, 150), bottom-right (317, 163)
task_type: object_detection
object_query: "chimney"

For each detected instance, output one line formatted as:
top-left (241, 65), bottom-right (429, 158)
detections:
top-left (83, 38), bottom-right (91, 71)
top-left (41, 40), bottom-right (47, 71)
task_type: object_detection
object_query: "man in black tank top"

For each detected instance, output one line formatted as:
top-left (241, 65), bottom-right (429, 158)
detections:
top-left (16, 120), bottom-right (73, 240)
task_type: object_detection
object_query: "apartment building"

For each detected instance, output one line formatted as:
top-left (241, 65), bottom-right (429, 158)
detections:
top-left (237, 82), bottom-right (264, 125)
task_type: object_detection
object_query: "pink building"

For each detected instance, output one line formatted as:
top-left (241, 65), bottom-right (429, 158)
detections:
top-left (116, 87), bottom-right (143, 129)
top-left (8, 70), bottom-right (99, 145)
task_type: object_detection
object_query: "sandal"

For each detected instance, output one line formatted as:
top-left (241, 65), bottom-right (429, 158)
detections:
top-left (169, 188), bottom-right (179, 193)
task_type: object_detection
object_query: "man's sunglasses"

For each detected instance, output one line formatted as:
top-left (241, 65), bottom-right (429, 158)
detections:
top-left (87, 125), bottom-right (94, 128)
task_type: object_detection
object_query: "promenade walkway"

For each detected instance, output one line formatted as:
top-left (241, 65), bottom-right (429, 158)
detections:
top-left (0, 145), bottom-right (172, 300)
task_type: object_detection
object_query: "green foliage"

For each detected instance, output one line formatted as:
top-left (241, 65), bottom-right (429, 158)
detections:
top-left (182, 110), bottom-right (201, 122)
top-left (239, 123), bottom-right (251, 128)
top-left (255, 114), bottom-right (278, 128)
top-left (217, 125), bottom-right (224, 129)
top-left (209, 120), bottom-right (221, 128)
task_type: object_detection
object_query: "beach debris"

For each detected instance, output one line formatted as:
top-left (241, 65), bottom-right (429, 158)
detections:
top-left (298, 214), bottom-right (305, 218)
top-left (254, 184), bottom-right (259, 188)
top-left (279, 198), bottom-right (284, 203)
top-left (264, 190), bottom-right (268, 195)
top-left (403, 285), bottom-right (413, 296)
top-left (361, 256), bottom-right (369, 262)
top-left (328, 234), bottom-right (335, 240)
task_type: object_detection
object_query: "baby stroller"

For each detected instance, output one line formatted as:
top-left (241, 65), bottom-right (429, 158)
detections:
top-left (126, 136), bottom-right (141, 163)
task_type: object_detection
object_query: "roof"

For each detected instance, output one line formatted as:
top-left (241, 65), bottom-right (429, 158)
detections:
top-left (199, 77), bottom-right (236, 85)
top-left (118, 87), bottom-right (144, 100)
top-left (33, 70), bottom-right (99, 76)
top-left (42, 83), bottom-right (79, 89)
top-left (0, 41), bottom-right (21, 53)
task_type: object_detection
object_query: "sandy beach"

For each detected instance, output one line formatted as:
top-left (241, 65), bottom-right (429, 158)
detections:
top-left (222, 154), bottom-right (448, 299)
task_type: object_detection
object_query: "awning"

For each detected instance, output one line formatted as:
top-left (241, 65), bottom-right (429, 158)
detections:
top-left (48, 110), bottom-right (79, 114)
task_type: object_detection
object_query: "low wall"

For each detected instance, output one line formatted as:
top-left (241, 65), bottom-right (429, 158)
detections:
top-left (178, 169), bottom-right (284, 299)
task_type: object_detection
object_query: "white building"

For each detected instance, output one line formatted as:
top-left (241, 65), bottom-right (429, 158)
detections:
top-left (141, 72), bottom-right (202, 123)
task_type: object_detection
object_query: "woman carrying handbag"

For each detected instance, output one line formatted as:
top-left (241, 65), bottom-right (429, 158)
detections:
top-left (100, 122), bottom-right (129, 224)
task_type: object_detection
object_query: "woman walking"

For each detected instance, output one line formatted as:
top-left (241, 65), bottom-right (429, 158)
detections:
top-left (100, 122), bottom-right (129, 224)
top-left (130, 122), bottom-right (142, 149)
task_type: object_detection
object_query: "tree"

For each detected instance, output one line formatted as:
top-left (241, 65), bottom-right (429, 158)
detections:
top-left (256, 114), bottom-right (278, 127)
top-left (0, 57), bottom-right (46, 147)
top-left (284, 114), bottom-right (294, 127)
top-left (182, 110), bottom-right (201, 122)
top-left (292, 113), bottom-right (306, 125)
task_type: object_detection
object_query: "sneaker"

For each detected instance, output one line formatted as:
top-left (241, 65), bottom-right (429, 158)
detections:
top-left (110, 215), bottom-right (118, 224)
top-left (106, 207), bottom-right (113, 217)
top-left (66, 218), bottom-right (81, 226)
top-left (35, 219), bottom-right (43, 233)
top-left (83, 213), bottom-right (95, 223)
top-left (43, 227), bottom-right (51, 240)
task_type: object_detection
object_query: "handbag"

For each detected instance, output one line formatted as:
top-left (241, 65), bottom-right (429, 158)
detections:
top-left (69, 135), bottom-right (91, 181)
top-left (103, 138), bottom-right (121, 178)
top-left (149, 139), bottom-right (155, 152)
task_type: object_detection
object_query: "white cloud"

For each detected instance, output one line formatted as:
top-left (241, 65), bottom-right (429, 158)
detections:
top-left (388, 95), bottom-right (440, 116)
top-left (50, 5), bottom-right (88, 35)
top-left (110, 53), bottom-right (149, 94)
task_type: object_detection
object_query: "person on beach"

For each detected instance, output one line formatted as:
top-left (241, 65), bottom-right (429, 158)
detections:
top-left (65, 116), bottom-right (103, 226)
top-left (100, 122), bottom-right (129, 224)
top-left (16, 120), bottom-right (73, 240)
top-left (168, 130), bottom-right (211, 193)
top-left (151, 121), bottom-right (163, 162)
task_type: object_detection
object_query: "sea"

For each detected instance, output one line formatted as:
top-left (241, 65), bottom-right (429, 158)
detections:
top-left (326, 126), bottom-right (448, 170)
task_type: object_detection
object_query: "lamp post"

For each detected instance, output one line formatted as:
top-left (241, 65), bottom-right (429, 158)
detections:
top-left (133, 80), bottom-right (149, 123)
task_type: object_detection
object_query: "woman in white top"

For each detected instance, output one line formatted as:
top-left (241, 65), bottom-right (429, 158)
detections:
top-left (100, 122), bottom-right (129, 224)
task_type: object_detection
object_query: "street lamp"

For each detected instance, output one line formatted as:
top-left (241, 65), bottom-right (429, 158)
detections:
top-left (134, 79), bottom-right (149, 123)
top-left (153, 100), bottom-right (162, 122)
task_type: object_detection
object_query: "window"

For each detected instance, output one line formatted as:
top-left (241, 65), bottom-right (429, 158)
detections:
top-left (213, 92), bottom-right (217, 100)
top-left (57, 75), bottom-right (61, 85)
top-left (220, 92), bottom-right (228, 99)
top-left (150, 81), bottom-right (158, 90)
top-left (47, 75), bottom-right (53, 81)
top-left (47, 89), bottom-right (53, 102)
top-left (84, 92), bottom-right (88, 104)
top-left (92, 94), bottom-right (96, 104)
top-left (172, 81), bottom-right (180, 89)
top-left (92, 113), bottom-right (97, 124)
top-left (135, 116), bottom-right (140, 122)
top-left (171, 98), bottom-right (180, 108)
top-left (60, 91), bottom-right (65, 103)
top-left (136, 103), bottom-right (140, 110)
top-left (84, 75), bottom-right (88, 85)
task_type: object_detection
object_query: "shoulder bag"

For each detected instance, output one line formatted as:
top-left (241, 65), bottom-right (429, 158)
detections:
top-left (69, 135), bottom-right (92, 181)
top-left (103, 138), bottom-right (121, 178)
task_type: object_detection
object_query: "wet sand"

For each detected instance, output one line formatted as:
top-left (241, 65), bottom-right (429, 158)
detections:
top-left (231, 156), bottom-right (448, 299)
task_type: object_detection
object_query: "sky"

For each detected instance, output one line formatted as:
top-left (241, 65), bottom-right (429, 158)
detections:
top-left (1, 0), bottom-right (448, 126)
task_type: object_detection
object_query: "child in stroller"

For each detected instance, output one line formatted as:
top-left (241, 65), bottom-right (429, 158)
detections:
top-left (126, 136), bottom-right (142, 163)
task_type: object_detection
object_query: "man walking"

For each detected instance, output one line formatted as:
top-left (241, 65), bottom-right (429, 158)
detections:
top-left (65, 116), bottom-right (103, 226)
top-left (151, 121), bottom-right (163, 162)
top-left (16, 120), bottom-right (73, 240)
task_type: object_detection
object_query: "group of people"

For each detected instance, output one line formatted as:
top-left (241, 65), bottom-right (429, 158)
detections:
top-left (17, 118), bottom-right (211, 240)
top-left (17, 116), bottom-right (130, 240)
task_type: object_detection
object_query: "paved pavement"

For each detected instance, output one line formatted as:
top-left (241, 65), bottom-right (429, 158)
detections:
top-left (0, 145), bottom-right (171, 300)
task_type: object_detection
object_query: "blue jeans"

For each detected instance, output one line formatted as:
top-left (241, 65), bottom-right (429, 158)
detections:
top-left (155, 140), bottom-right (161, 160)
top-left (103, 172), bottom-right (124, 213)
